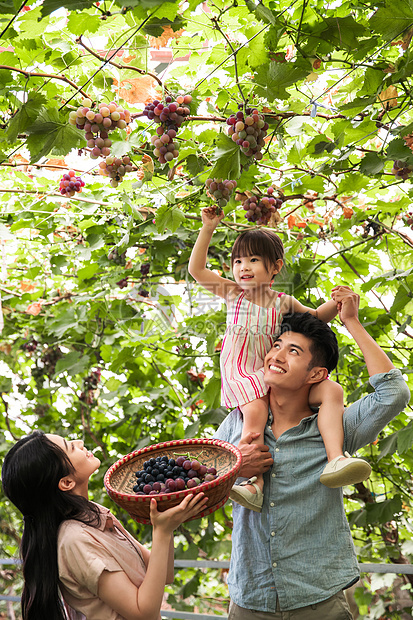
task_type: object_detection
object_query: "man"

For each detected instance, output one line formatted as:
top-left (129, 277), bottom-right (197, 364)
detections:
top-left (214, 286), bottom-right (410, 619)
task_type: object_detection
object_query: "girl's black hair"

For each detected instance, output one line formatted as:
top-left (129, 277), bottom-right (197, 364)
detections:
top-left (231, 228), bottom-right (284, 273)
top-left (1, 431), bottom-right (101, 620)
top-left (279, 312), bottom-right (339, 372)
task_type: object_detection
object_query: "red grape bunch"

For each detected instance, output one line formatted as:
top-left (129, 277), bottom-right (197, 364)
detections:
top-left (226, 108), bottom-right (269, 160)
top-left (205, 178), bottom-right (237, 210)
top-left (391, 160), bottom-right (413, 180)
top-left (143, 94), bottom-right (192, 165)
top-left (69, 98), bottom-right (131, 160)
top-left (59, 170), bottom-right (85, 196)
top-left (132, 453), bottom-right (218, 495)
top-left (98, 155), bottom-right (134, 188)
top-left (242, 186), bottom-right (283, 225)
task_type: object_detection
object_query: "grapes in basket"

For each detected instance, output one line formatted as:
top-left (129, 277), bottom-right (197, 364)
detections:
top-left (132, 452), bottom-right (218, 495)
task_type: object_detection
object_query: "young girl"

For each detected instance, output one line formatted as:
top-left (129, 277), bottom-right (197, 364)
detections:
top-left (1, 431), bottom-right (207, 620)
top-left (189, 207), bottom-right (371, 511)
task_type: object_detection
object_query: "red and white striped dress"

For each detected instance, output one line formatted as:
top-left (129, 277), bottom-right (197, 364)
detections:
top-left (220, 291), bottom-right (285, 408)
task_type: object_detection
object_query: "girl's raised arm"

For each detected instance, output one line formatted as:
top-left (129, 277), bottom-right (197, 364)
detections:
top-left (188, 207), bottom-right (239, 300)
top-left (282, 295), bottom-right (338, 323)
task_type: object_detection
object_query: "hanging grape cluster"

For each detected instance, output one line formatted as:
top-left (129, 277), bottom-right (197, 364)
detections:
top-left (242, 187), bottom-right (283, 225)
top-left (226, 107), bottom-right (269, 160)
top-left (205, 178), bottom-right (237, 210)
top-left (391, 160), bottom-right (413, 180)
top-left (69, 98), bottom-right (131, 160)
top-left (59, 170), bottom-right (85, 197)
top-left (143, 94), bottom-right (192, 164)
top-left (98, 155), bottom-right (133, 187)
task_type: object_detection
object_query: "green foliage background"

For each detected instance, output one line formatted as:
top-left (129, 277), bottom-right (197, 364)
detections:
top-left (0, 0), bottom-right (412, 616)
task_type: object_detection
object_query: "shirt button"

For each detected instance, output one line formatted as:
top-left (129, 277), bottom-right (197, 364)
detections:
top-left (272, 473), bottom-right (276, 477)
top-left (275, 448), bottom-right (280, 452)
top-left (273, 562), bottom-right (277, 568)
top-left (271, 531), bottom-right (275, 537)
top-left (270, 502), bottom-right (275, 507)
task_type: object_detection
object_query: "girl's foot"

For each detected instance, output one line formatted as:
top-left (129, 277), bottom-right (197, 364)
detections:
top-left (229, 477), bottom-right (263, 512)
top-left (320, 452), bottom-right (371, 488)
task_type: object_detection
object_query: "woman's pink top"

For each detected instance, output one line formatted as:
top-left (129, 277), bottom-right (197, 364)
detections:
top-left (220, 291), bottom-right (284, 408)
top-left (58, 503), bottom-right (159, 620)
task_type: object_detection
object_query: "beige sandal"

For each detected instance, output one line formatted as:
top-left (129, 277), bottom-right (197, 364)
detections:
top-left (229, 476), bottom-right (263, 512)
top-left (320, 452), bottom-right (371, 488)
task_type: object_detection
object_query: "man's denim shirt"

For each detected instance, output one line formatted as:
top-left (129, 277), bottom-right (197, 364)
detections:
top-left (214, 369), bottom-right (410, 612)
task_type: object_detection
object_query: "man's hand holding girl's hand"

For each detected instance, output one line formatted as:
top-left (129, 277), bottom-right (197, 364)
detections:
top-left (237, 432), bottom-right (273, 478)
top-left (331, 286), bottom-right (360, 324)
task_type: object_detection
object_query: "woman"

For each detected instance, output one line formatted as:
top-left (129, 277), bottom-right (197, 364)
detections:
top-left (1, 431), bottom-right (207, 620)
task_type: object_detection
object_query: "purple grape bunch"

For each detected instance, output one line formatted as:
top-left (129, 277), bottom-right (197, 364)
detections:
top-left (59, 170), bottom-right (85, 197)
top-left (98, 155), bottom-right (133, 188)
top-left (391, 160), bottom-right (413, 180)
top-left (226, 107), bottom-right (269, 160)
top-left (143, 94), bottom-right (192, 165)
top-left (243, 186), bottom-right (283, 225)
top-left (132, 453), bottom-right (218, 495)
top-left (205, 178), bottom-right (237, 210)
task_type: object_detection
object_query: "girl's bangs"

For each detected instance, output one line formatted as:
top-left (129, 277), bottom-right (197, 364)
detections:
top-left (231, 230), bottom-right (284, 269)
top-left (232, 234), bottom-right (264, 261)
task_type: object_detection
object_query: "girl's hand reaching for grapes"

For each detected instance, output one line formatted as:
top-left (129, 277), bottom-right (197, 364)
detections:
top-left (201, 207), bottom-right (225, 231)
top-left (150, 493), bottom-right (208, 532)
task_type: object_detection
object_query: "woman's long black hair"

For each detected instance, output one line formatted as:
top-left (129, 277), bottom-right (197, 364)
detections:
top-left (1, 431), bottom-right (101, 620)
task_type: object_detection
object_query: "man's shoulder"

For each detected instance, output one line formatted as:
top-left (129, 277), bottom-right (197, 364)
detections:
top-left (213, 408), bottom-right (243, 443)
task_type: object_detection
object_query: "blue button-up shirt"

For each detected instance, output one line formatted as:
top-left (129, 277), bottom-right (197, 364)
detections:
top-left (214, 369), bottom-right (410, 612)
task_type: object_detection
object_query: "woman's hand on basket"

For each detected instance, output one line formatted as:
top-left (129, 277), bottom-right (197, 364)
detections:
top-left (150, 492), bottom-right (208, 532)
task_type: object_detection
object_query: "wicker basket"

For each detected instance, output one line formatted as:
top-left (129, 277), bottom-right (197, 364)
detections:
top-left (104, 438), bottom-right (242, 524)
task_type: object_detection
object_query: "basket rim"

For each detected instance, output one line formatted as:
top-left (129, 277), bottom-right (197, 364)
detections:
top-left (104, 438), bottom-right (242, 504)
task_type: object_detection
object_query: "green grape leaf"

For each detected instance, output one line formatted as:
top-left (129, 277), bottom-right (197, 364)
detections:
top-left (254, 61), bottom-right (308, 101)
top-left (370, 0), bottom-right (413, 41)
top-left (359, 152), bottom-right (385, 175)
top-left (209, 134), bottom-right (241, 179)
top-left (7, 93), bottom-right (47, 143)
top-left (55, 351), bottom-right (90, 376)
top-left (40, 0), bottom-right (96, 17)
top-left (25, 106), bottom-right (85, 162)
top-left (155, 203), bottom-right (186, 233)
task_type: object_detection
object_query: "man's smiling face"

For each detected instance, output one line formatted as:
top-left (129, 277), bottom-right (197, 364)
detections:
top-left (264, 331), bottom-right (324, 390)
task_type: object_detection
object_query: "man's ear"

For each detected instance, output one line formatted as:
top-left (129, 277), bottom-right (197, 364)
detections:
top-left (58, 476), bottom-right (76, 493)
top-left (307, 367), bottom-right (329, 384)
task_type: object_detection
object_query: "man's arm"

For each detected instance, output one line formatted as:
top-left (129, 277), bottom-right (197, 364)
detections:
top-left (332, 286), bottom-right (394, 376)
top-left (331, 287), bottom-right (410, 453)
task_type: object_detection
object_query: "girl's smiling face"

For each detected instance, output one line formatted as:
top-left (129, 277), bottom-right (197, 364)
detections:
top-left (232, 255), bottom-right (282, 290)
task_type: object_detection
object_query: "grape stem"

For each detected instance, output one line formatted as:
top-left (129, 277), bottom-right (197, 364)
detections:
top-left (210, 18), bottom-right (246, 104)
top-left (76, 36), bottom-right (165, 89)
top-left (0, 65), bottom-right (89, 98)
top-left (173, 451), bottom-right (205, 459)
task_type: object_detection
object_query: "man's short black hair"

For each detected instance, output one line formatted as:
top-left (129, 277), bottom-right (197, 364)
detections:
top-left (278, 312), bottom-right (339, 372)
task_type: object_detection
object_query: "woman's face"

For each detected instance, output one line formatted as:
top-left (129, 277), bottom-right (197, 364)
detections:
top-left (46, 434), bottom-right (101, 491)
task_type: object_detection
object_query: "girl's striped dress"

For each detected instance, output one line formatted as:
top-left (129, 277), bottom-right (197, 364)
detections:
top-left (220, 291), bottom-right (285, 409)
